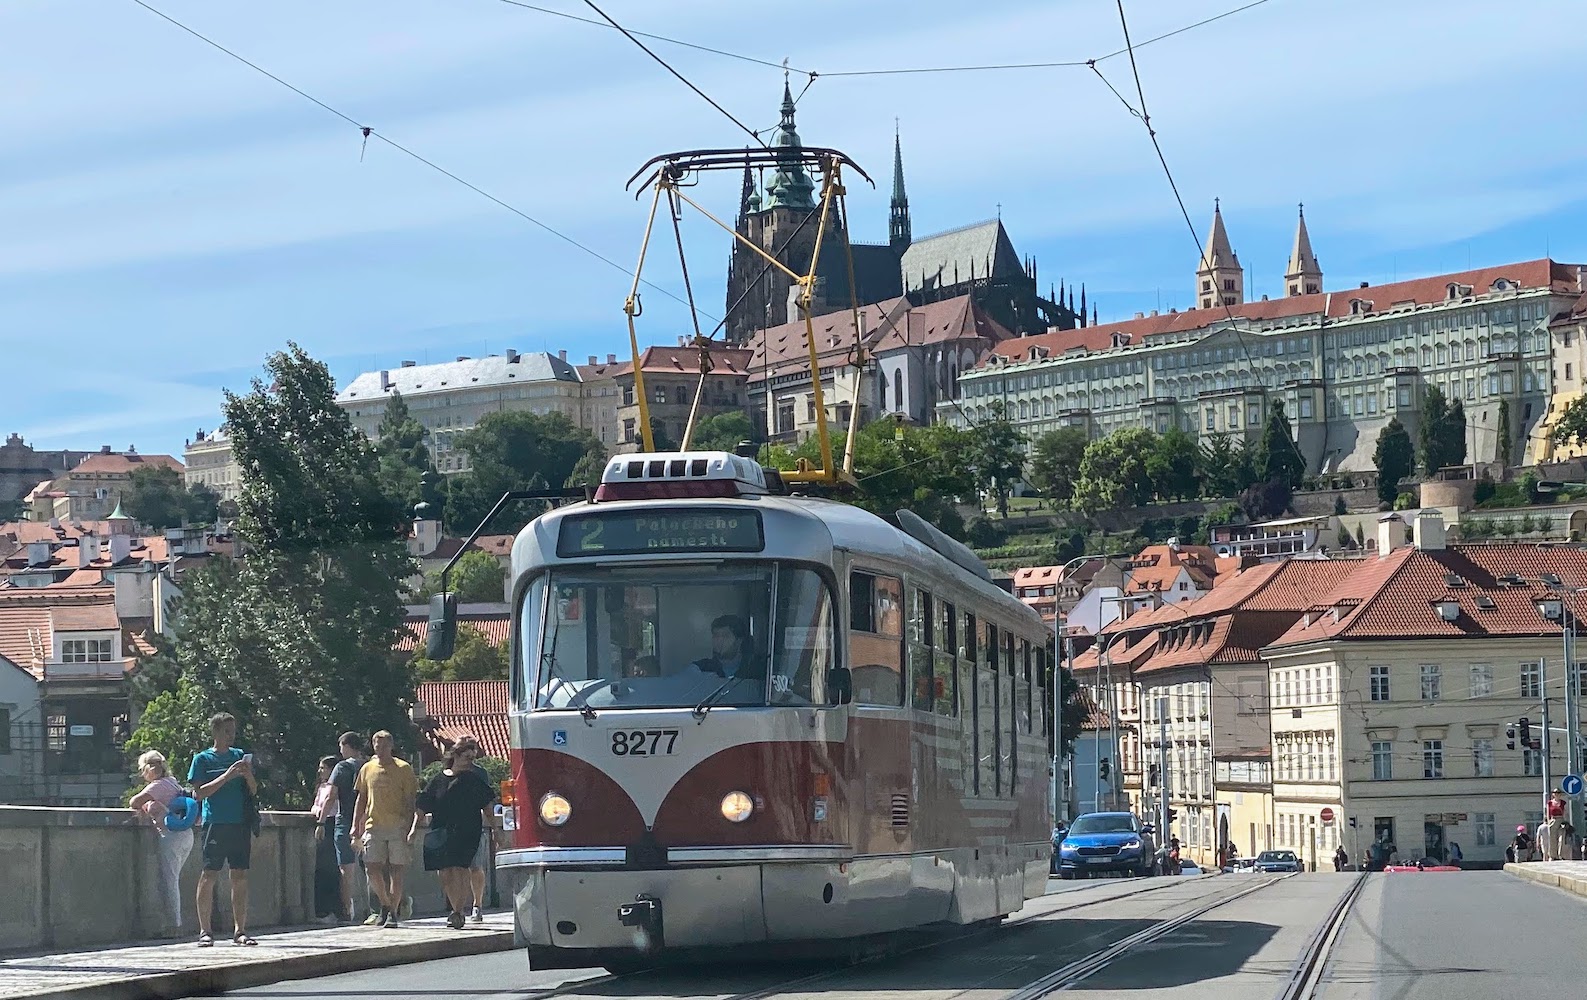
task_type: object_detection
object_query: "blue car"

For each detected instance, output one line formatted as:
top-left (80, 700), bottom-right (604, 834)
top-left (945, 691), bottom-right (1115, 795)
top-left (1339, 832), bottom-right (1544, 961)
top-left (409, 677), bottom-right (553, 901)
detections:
top-left (1055, 812), bottom-right (1154, 879)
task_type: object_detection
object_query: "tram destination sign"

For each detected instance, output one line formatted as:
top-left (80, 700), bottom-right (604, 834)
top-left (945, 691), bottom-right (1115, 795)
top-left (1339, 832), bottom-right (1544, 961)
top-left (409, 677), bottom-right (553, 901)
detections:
top-left (556, 509), bottom-right (764, 557)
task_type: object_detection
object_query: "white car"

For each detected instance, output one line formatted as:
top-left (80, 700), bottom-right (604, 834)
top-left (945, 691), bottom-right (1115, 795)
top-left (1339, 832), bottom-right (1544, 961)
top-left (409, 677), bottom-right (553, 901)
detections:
top-left (1178, 861), bottom-right (1203, 875)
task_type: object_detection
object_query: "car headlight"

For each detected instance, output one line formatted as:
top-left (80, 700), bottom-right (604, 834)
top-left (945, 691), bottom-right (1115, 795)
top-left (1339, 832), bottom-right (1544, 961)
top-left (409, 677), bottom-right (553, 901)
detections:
top-left (1059, 843), bottom-right (1078, 854)
top-left (1121, 839), bottom-right (1141, 850)
top-left (538, 792), bottom-right (571, 827)
top-left (721, 791), bottom-right (754, 823)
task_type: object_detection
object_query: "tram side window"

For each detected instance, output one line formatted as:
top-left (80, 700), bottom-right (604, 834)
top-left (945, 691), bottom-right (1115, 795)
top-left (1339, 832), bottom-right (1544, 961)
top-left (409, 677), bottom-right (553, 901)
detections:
top-left (909, 589), bottom-right (934, 711)
top-left (962, 612), bottom-right (979, 796)
top-left (1036, 645), bottom-right (1050, 752)
top-left (936, 602), bottom-right (957, 719)
top-left (1002, 630), bottom-right (1016, 793)
top-left (1021, 640), bottom-right (1033, 734)
top-left (849, 572), bottom-right (904, 706)
top-left (978, 622), bottom-right (1000, 797)
top-left (771, 566), bottom-right (833, 705)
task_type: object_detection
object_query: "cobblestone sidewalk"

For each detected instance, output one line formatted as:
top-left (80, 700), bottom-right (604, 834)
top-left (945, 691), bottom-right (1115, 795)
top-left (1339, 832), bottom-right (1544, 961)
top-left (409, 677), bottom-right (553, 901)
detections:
top-left (0, 913), bottom-right (513, 1000)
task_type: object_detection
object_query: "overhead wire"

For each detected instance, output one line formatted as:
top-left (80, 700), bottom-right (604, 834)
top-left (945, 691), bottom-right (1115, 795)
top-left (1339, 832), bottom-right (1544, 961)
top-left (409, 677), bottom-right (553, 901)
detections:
top-left (126, 0), bottom-right (708, 318)
top-left (492, 0), bottom-right (804, 73)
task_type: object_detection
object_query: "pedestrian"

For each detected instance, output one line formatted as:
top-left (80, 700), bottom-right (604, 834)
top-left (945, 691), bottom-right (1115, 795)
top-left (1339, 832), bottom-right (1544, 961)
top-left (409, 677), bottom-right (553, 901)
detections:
top-left (188, 712), bottom-right (257, 947)
top-left (1333, 845), bottom-right (1348, 871)
top-left (1512, 824), bottom-right (1533, 863)
top-left (311, 756), bottom-right (341, 923)
top-left (417, 737), bottom-right (495, 929)
top-left (463, 737), bottom-right (499, 923)
top-left (1447, 841), bottom-right (1463, 867)
top-left (350, 730), bottom-right (420, 929)
top-left (1545, 790), bottom-right (1568, 860)
top-left (129, 750), bottom-right (196, 937)
top-left (329, 732), bottom-right (367, 921)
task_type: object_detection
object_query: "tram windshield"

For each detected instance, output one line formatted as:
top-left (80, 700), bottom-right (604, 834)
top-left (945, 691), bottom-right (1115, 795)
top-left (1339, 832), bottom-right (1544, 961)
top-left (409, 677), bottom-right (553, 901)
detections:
top-left (522, 562), bottom-right (835, 711)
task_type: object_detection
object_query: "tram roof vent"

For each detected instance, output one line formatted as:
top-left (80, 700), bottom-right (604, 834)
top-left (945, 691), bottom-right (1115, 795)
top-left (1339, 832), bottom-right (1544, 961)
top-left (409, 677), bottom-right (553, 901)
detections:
top-left (896, 509), bottom-right (992, 583)
top-left (594, 450), bottom-right (769, 502)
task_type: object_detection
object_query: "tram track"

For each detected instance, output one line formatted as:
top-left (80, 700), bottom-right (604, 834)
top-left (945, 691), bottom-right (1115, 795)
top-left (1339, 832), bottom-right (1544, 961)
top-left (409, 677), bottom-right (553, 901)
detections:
top-left (1272, 871), bottom-right (1368, 1000)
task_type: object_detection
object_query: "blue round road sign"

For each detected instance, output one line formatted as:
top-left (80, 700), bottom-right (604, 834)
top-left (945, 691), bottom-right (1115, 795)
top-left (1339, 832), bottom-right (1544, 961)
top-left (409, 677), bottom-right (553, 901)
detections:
top-left (1562, 774), bottom-right (1583, 797)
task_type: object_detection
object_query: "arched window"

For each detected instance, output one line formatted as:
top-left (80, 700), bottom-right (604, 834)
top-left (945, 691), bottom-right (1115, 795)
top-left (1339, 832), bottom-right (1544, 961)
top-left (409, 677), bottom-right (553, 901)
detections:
top-left (880, 371), bottom-right (888, 410)
top-left (893, 370), bottom-right (904, 412)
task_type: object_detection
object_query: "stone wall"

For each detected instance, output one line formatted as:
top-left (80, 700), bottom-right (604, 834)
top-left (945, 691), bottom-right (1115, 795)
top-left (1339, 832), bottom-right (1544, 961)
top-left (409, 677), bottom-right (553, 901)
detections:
top-left (0, 807), bottom-right (455, 953)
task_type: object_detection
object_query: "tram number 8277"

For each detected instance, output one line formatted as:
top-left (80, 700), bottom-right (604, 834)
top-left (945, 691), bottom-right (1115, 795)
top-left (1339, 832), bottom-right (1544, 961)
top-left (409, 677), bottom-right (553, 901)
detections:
top-left (610, 729), bottom-right (680, 756)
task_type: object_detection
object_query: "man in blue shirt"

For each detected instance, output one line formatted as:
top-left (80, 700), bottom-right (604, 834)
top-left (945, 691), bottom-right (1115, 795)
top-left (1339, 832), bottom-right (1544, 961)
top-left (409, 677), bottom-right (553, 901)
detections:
top-left (692, 615), bottom-right (764, 680)
top-left (189, 712), bottom-right (257, 947)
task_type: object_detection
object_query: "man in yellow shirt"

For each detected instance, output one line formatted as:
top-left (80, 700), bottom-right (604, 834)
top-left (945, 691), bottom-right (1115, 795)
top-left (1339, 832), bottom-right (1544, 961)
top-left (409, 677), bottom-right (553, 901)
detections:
top-left (350, 731), bottom-right (420, 928)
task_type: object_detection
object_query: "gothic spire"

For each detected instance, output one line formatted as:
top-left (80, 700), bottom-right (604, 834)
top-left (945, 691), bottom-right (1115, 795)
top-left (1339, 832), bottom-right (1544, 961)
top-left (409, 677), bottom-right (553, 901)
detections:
top-left (889, 120), bottom-right (912, 251)
top-left (1199, 198), bottom-right (1240, 273)
top-left (735, 152), bottom-right (754, 229)
top-left (1285, 202), bottom-right (1322, 296)
top-left (1196, 198), bottom-right (1245, 307)
top-left (764, 81), bottom-right (814, 211)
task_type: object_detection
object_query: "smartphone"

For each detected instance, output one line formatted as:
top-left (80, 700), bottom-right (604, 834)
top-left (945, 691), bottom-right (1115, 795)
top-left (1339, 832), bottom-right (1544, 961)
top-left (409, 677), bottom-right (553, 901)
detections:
top-left (242, 753), bottom-right (253, 766)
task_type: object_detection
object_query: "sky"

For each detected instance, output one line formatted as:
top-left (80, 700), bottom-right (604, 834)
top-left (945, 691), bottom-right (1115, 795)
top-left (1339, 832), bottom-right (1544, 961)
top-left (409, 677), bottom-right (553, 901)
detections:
top-left (4, 0), bottom-right (1587, 459)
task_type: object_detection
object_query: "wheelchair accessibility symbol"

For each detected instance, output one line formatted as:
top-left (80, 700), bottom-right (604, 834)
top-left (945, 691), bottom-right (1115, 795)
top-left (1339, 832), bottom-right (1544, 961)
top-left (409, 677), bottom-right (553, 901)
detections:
top-left (553, 730), bottom-right (568, 747)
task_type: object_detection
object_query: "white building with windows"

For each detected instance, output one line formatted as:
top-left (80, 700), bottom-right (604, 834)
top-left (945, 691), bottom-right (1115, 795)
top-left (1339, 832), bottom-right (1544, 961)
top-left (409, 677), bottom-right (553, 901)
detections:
top-left (1263, 514), bottom-right (1587, 867)
top-left (337, 350), bottom-right (585, 473)
top-left (183, 428), bottom-right (239, 501)
top-left (946, 205), bottom-right (1583, 474)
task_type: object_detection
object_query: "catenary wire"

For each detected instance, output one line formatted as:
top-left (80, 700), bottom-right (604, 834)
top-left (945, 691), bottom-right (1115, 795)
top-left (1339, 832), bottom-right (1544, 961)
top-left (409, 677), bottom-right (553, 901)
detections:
top-left (579, 0), bottom-right (767, 147)
top-left (126, 0), bottom-right (709, 318)
top-left (492, 0), bottom-right (803, 73)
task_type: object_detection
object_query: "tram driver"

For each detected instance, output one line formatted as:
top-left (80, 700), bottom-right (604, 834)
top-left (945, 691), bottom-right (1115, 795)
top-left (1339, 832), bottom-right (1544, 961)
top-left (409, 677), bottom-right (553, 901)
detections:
top-left (692, 615), bottom-right (765, 680)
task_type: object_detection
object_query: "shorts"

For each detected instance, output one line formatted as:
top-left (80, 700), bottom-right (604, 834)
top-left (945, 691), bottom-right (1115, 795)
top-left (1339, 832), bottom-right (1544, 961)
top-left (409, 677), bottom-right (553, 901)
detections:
top-left (362, 827), bottom-right (413, 867)
top-left (333, 822), bottom-right (357, 867)
top-left (201, 822), bottom-right (252, 871)
top-left (469, 829), bottom-right (490, 870)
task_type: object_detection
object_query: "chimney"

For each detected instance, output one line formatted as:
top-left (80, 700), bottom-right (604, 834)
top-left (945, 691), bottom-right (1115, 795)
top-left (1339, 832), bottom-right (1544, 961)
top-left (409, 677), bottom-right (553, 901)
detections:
top-left (1376, 514), bottom-right (1402, 556)
top-left (1134, 311), bottom-right (1145, 320)
top-left (100, 445), bottom-right (112, 454)
top-left (456, 356), bottom-right (470, 362)
top-left (558, 350), bottom-right (567, 362)
top-left (1359, 281), bottom-right (1370, 289)
top-left (1413, 511), bottom-right (1446, 551)
top-left (379, 370), bottom-right (391, 391)
top-left (608, 354), bottom-right (617, 364)
top-left (588, 355), bottom-right (597, 365)
top-left (26, 541), bottom-right (49, 567)
top-left (109, 533), bottom-right (132, 565)
top-left (400, 360), bottom-right (417, 368)
top-left (505, 349), bottom-right (520, 364)
top-left (78, 533), bottom-right (99, 568)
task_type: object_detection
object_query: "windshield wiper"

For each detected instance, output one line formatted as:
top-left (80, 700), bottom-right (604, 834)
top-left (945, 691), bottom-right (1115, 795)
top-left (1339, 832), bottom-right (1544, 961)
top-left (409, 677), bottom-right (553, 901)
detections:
top-left (542, 653), bottom-right (597, 723)
top-left (693, 676), bottom-right (742, 723)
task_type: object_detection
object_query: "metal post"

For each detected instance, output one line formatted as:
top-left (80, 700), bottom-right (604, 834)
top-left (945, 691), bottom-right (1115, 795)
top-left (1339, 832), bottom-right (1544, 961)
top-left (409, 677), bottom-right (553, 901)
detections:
top-left (1158, 697), bottom-right (1171, 843)
top-left (1052, 616), bottom-right (1065, 828)
top-left (1566, 616), bottom-right (1583, 836)
top-left (1541, 655), bottom-right (1553, 813)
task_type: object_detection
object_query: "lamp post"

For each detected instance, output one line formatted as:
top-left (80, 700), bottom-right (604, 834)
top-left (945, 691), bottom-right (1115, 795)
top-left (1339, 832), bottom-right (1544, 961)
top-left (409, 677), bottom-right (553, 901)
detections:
top-left (1051, 552), bottom-right (1126, 827)
top-left (1536, 595), bottom-right (1584, 833)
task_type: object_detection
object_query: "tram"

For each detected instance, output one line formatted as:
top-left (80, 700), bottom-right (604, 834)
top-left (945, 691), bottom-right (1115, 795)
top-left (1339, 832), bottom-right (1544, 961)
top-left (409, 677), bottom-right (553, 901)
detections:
top-left (469, 451), bottom-right (1054, 970)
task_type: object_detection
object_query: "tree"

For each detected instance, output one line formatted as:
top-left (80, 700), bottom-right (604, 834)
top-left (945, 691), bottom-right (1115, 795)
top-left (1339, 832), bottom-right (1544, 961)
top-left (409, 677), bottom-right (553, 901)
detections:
top-left (409, 625), bottom-right (507, 682)
top-left (969, 402), bottom-right (1026, 517)
top-left (1333, 494), bottom-right (1348, 515)
top-left (1372, 417), bottom-right (1415, 506)
top-left (1029, 427), bottom-right (1089, 505)
top-left (128, 344), bottom-right (415, 809)
top-left (375, 391), bottom-right (441, 520)
top-left (1256, 400), bottom-right (1305, 488)
top-left (1418, 386), bottom-right (1467, 475)
top-left (1497, 399), bottom-right (1513, 465)
top-left (1072, 428), bottom-right (1157, 515)
top-left (1237, 479), bottom-right (1292, 523)
top-left (1198, 433), bottom-right (1257, 498)
top-left (564, 447), bottom-right (609, 492)
top-left (690, 411), bottom-right (754, 453)
top-left (1192, 503), bottom-right (1240, 545)
top-left (1146, 428), bottom-right (1200, 501)
top-left (121, 465), bottom-right (220, 530)
top-left (418, 548), bottom-right (504, 604)
top-left (448, 411), bottom-right (602, 531)
top-left (1552, 398), bottom-right (1587, 450)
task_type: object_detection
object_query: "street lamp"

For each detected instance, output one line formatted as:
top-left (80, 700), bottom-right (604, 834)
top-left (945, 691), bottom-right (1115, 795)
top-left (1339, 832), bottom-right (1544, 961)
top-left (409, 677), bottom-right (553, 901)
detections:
top-left (1535, 594), bottom-right (1584, 833)
top-left (1051, 551), bottom-right (1127, 826)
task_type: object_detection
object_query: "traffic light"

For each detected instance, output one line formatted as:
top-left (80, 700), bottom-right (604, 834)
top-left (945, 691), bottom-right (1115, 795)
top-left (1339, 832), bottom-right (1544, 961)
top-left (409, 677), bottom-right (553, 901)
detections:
top-left (1507, 724), bottom-right (1517, 751)
top-left (1098, 758), bottom-right (1111, 780)
top-left (1167, 807), bottom-right (1179, 824)
top-left (1520, 717), bottom-right (1533, 749)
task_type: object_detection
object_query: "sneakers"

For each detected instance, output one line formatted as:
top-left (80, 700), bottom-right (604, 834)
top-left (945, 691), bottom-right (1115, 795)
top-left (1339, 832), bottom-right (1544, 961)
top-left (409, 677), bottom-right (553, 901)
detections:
top-left (315, 914), bottom-right (340, 926)
top-left (383, 910), bottom-right (399, 929)
top-left (469, 907), bottom-right (483, 924)
top-left (364, 908), bottom-right (387, 927)
top-left (446, 910), bottom-right (465, 930)
top-left (398, 896), bottom-right (413, 919)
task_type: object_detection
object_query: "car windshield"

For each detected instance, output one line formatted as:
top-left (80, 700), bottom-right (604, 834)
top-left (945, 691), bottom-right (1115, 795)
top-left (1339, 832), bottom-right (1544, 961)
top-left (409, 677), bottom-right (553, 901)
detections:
top-left (1067, 815), bottom-right (1137, 835)
top-left (523, 562), bottom-right (835, 711)
top-left (1258, 851), bottom-right (1297, 863)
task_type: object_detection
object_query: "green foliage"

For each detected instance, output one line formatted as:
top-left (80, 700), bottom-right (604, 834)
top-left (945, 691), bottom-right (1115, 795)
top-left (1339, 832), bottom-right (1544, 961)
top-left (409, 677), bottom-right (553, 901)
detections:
top-left (1372, 417), bottom-right (1415, 506)
top-left (1256, 400), bottom-right (1306, 488)
top-left (122, 464), bottom-right (220, 530)
top-left (1054, 529), bottom-right (1087, 565)
top-left (563, 448), bottom-right (608, 492)
top-left (409, 624), bottom-right (508, 682)
top-left (1029, 427), bottom-right (1089, 504)
top-left (689, 411), bottom-right (754, 453)
top-left (448, 410), bottom-right (602, 531)
top-left (1462, 516), bottom-right (1491, 538)
top-left (374, 391), bottom-right (442, 521)
top-left (1519, 514), bottom-right (1537, 534)
top-left (1333, 494), bottom-right (1348, 516)
top-left (1072, 428), bottom-right (1158, 515)
top-left (1192, 503), bottom-right (1240, 545)
top-left (965, 518), bottom-right (1008, 549)
top-left (1146, 428), bottom-right (1200, 501)
top-left (417, 548), bottom-right (504, 604)
top-left (1418, 387), bottom-right (1468, 475)
top-left (1473, 478), bottom-right (1496, 504)
top-left (1497, 399), bottom-right (1513, 465)
top-left (1394, 492), bottom-right (1416, 511)
top-left (1538, 515), bottom-right (1556, 536)
top-left (420, 755), bottom-right (509, 787)
top-left (124, 675), bottom-right (211, 790)
top-left (969, 402), bottom-right (1027, 517)
top-left (129, 345), bottom-right (416, 809)
top-left (1521, 471), bottom-right (1544, 505)
top-left (1238, 479), bottom-right (1292, 523)
top-left (1198, 433), bottom-right (1257, 498)
top-left (1551, 397), bottom-right (1587, 448)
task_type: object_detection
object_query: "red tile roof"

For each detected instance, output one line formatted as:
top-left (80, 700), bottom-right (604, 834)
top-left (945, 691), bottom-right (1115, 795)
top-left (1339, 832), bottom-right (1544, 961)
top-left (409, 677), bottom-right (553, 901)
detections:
top-left (982, 259), bottom-right (1581, 368)
top-left (631, 345), bottom-right (753, 377)
top-left (416, 680), bottom-right (510, 760)
top-left (0, 591), bottom-right (131, 678)
top-left (1075, 688), bottom-right (1112, 732)
top-left (396, 612), bottom-right (511, 653)
top-left (1269, 544), bottom-right (1587, 647)
top-left (421, 534), bottom-right (515, 564)
top-left (66, 453), bottom-right (183, 476)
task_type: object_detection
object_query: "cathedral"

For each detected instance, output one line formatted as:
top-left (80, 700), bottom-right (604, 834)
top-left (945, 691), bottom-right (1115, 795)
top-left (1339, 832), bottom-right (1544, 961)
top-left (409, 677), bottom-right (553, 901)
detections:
top-left (722, 84), bottom-right (1083, 344)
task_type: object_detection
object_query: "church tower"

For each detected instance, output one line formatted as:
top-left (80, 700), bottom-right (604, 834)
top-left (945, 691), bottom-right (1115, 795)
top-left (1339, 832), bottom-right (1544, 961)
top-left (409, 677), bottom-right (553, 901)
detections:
top-left (1196, 199), bottom-right (1243, 309)
top-left (889, 124), bottom-right (912, 252)
top-left (1284, 203), bottom-right (1322, 296)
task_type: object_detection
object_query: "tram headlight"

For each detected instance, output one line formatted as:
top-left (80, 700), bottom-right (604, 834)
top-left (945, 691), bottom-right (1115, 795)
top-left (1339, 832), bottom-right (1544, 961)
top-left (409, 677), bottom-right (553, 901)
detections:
top-left (538, 792), bottom-right (572, 827)
top-left (720, 790), bottom-right (754, 823)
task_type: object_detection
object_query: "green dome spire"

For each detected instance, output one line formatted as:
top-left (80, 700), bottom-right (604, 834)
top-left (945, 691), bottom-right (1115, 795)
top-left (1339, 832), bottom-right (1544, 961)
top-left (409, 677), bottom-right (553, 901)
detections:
top-left (764, 80), bottom-right (815, 211)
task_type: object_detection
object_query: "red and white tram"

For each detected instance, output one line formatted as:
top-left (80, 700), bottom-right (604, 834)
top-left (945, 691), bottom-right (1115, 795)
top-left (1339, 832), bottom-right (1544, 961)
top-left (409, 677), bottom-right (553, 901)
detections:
top-left (488, 451), bottom-right (1054, 970)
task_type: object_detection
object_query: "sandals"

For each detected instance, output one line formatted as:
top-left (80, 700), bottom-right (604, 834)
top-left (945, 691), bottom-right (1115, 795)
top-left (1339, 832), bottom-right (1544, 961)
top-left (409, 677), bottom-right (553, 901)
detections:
top-left (233, 932), bottom-right (258, 947)
top-left (197, 932), bottom-right (214, 948)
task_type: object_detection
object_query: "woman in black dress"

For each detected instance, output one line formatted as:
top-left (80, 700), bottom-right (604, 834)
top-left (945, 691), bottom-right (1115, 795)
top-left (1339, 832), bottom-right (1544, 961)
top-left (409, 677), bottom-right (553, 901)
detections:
top-left (418, 737), bottom-right (495, 928)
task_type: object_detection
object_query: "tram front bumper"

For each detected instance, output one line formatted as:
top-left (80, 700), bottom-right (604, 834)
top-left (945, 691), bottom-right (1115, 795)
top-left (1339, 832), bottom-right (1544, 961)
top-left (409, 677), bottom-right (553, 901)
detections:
top-left (509, 865), bottom-right (768, 951)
